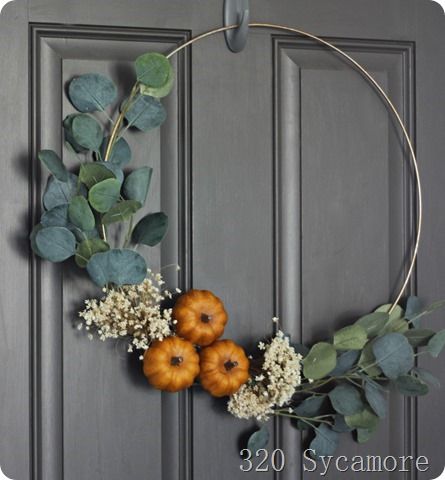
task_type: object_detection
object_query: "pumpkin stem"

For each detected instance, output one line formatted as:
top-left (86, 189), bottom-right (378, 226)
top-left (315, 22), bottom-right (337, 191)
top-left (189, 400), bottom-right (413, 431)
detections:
top-left (170, 356), bottom-right (183, 366)
top-left (224, 360), bottom-right (238, 371)
top-left (201, 313), bottom-right (212, 323)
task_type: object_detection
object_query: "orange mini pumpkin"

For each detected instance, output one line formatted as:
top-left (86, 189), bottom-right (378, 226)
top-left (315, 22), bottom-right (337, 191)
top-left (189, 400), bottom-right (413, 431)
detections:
top-left (143, 336), bottom-right (200, 392)
top-left (199, 339), bottom-right (250, 397)
top-left (173, 290), bottom-right (228, 346)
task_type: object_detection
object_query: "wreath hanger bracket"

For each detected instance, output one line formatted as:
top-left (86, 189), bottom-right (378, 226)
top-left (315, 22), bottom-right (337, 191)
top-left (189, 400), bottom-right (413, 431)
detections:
top-left (224, 0), bottom-right (250, 52)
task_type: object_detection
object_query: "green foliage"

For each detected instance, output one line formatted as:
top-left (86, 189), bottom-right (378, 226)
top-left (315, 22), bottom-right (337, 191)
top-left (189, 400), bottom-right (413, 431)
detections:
top-left (364, 379), bottom-right (387, 418)
top-left (356, 312), bottom-right (389, 337)
top-left (41, 204), bottom-right (70, 228)
top-left (309, 425), bottom-right (339, 458)
top-left (357, 425), bottom-right (378, 444)
top-left (102, 200), bottom-right (142, 225)
top-left (88, 178), bottom-right (121, 213)
top-left (43, 173), bottom-right (84, 210)
top-left (404, 328), bottom-right (435, 347)
top-left (358, 342), bottom-right (382, 377)
top-left (132, 212), bottom-right (169, 247)
top-left (30, 224), bottom-right (44, 257)
top-left (412, 367), bottom-right (440, 388)
top-left (330, 350), bottom-right (360, 376)
top-left (38, 150), bottom-right (68, 182)
top-left (123, 167), bottom-right (153, 204)
top-left (100, 136), bottom-right (131, 167)
top-left (135, 52), bottom-right (172, 88)
top-left (71, 114), bottom-right (103, 151)
top-left (372, 333), bottom-right (414, 379)
top-left (68, 73), bottom-right (117, 113)
top-left (333, 324), bottom-right (367, 350)
top-left (375, 304), bottom-right (409, 333)
top-left (124, 94), bottom-right (166, 132)
top-left (302, 342), bottom-right (337, 380)
top-left (329, 384), bottom-right (364, 416)
top-left (427, 329), bottom-right (445, 357)
top-left (63, 114), bottom-right (88, 153)
top-left (75, 238), bottom-right (110, 268)
top-left (86, 249), bottom-right (147, 287)
top-left (96, 162), bottom-right (124, 184)
top-left (140, 67), bottom-right (174, 98)
top-left (293, 395), bottom-right (326, 418)
top-left (345, 407), bottom-right (379, 430)
top-left (35, 226), bottom-right (76, 262)
top-left (68, 196), bottom-right (95, 231)
top-left (247, 426), bottom-right (269, 454)
top-left (79, 163), bottom-right (115, 189)
top-left (395, 375), bottom-right (429, 396)
top-left (332, 415), bottom-right (353, 433)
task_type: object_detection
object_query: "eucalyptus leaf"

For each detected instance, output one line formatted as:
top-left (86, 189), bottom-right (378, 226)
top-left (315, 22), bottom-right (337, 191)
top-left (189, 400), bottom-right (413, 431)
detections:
top-left (427, 329), bottom-right (445, 358)
top-left (135, 52), bottom-right (172, 88)
top-left (72, 227), bottom-right (99, 243)
top-left (132, 212), bottom-right (169, 247)
top-left (329, 384), bottom-right (364, 416)
top-left (405, 296), bottom-right (424, 321)
top-left (124, 94), bottom-right (166, 132)
top-left (41, 204), bottom-right (69, 228)
top-left (75, 238), bottom-right (110, 268)
top-left (97, 162), bottom-right (124, 184)
top-left (68, 73), bottom-right (117, 112)
top-left (376, 304), bottom-right (409, 333)
top-left (364, 379), bottom-right (387, 418)
top-left (402, 300), bottom-right (445, 326)
top-left (100, 136), bottom-right (131, 167)
top-left (345, 407), bottom-right (379, 430)
top-left (88, 178), bottom-right (121, 213)
top-left (356, 312), bottom-right (389, 337)
top-left (372, 333), bottom-right (414, 379)
top-left (293, 395), bottom-right (326, 418)
top-left (309, 425), bottom-right (339, 458)
top-left (123, 167), bottom-right (152, 204)
top-left (395, 375), bottom-right (429, 396)
top-left (358, 342), bottom-right (382, 377)
top-left (412, 367), bottom-right (441, 388)
top-left (247, 426), bottom-right (269, 454)
top-left (79, 163), bottom-right (116, 189)
top-left (35, 226), bottom-right (76, 262)
top-left (302, 342), bottom-right (337, 380)
top-left (86, 249), bottom-right (147, 286)
top-left (38, 150), bottom-right (68, 182)
top-left (43, 173), bottom-right (84, 210)
top-left (68, 196), bottom-right (95, 231)
top-left (63, 114), bottom-right (88, 153)
top-left (332, 415), bottom-right (353, 433)
top-left (72, 114), bottom-right (103, 151)
top-left (140, 66), bottom-right (174, 98)
top-left (330, 350), bottom-right (360, 376)
top-left (333, 324), bottom-right (367, 350)
top-left (102, 200), bottom-right (142, 225)
top-left (357, 425), bottom-right (377, 444)
top-left (404, 328), bottom-right (435, 347)
top-left (30, 224), bottom-right (44, 257)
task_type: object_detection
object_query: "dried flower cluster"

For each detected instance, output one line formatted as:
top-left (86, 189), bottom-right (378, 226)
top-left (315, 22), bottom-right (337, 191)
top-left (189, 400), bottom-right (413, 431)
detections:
top-left (79, 270), bottom-right (173, 351)
top-left (228, 330), bottom-right (302, 421)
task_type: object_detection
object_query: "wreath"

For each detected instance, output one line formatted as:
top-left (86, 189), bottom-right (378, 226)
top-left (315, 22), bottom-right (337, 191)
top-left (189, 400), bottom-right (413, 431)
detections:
top-left (29, 27), bottom-right (445, 459)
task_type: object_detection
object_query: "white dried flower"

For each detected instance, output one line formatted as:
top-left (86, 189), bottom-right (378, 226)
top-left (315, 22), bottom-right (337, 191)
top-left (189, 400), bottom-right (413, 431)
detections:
top-left (79, 271), bottom-right (173, 351)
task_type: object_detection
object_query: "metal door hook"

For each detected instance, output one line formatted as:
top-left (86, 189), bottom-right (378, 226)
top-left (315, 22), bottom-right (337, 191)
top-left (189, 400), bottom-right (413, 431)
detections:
top-left (224, 0), bottom-right (249, 53)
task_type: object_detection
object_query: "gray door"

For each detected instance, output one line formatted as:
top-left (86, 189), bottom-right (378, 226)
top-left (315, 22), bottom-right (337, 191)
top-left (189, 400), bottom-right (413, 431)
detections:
top-left (1, 1), bottom-right (444, 479)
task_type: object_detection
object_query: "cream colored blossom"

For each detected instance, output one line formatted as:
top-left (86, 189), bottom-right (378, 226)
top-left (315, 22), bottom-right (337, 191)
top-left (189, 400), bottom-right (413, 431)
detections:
top-left (79, 271), bottom-right (173, 351)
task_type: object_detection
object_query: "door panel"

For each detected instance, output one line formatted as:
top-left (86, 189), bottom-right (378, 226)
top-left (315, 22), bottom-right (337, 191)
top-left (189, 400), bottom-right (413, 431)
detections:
top-left (1, 1), bottom-right (444, 479)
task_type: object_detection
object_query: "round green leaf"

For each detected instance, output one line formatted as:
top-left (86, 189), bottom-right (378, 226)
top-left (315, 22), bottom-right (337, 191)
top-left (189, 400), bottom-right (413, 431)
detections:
top-left (358, 343), bottom-right (382, 377)
top-left (86, 249), bottom-right (147, 286)
top-left (75, 238), bottom-right (110, 268)
top-left (100, 136), bottom-right (131, 167)
top-left (68, 73), bottom-right (117, 112)
top-left (364, 379), bottom-right (387, 418)
top-left (124, 94), bottom-right (166, 132)
top-left (132, 212), bottom-right (169, 247)
top-left (332, 415), bottom-right (353, 433)
top-left (412, 367), bottom-right (441, 388)
top-left (333, 324), bottom-right (368, 350)
top-left (356, 312), bottom-right (389, 337)
top-left (375, 304), bottom-right (408, 334)
top-left (140, 66), bottom-right (174, 98)
top-left (43, 173), bottom-right (84, 210)
top-left (88, 178), bottom-right (121, 213)
top-left (293, 395), bottom-right (326, 418)
top-left (247, 426), bottom-right (269, 455)
top-left (404, 328), bottom-right (435, 347)
top-left (330, 350), bottom-right (360, 376)
top-left (405, 296), bottom-right (424, 321)
top-left (79, 163), bottom-right (116, 189)
top-left (123, 167), bottom-right (152, 204)
top-left (395, 375), bottom-right (429, 396)
top-left (72, 114), bottom-right (103, 151)
top-left (30, 224), bottom-right (44, 257)
top-left (427, 329), bottom-right (445, 358)
top-left (38, 150), bottom-right (68, 182)
top-left (372, 333), bottom-right (414, 380)
top-left (309, 425), bottom-right (339, 458)
top-left (329, 384), bottom-right (364, 416)
top-left (357, 425), bottom-right (378, 444)
top-left (63, 114), bottom-right (88, 153)
top-left (96, 162), bottom-right (124, 184)
top-left (345, 407), bottom-right (379, 430)
top-left (41, 204), bottom-right (69, 228)
top-left (302, 342), bottom-right (337, 380)
top-left (68, 195), bottom-right (95, 231)
top-left (102, 200), bottom-right (142, 225)
top-left (35, 226), bottom-right (76, 262)
top-left (135, 52), bottom-right (172, 88)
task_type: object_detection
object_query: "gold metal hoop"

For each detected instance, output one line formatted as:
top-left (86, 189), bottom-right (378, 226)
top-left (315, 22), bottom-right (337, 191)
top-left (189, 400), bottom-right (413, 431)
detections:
top-left (105, 23), bottom-right (421, 314)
